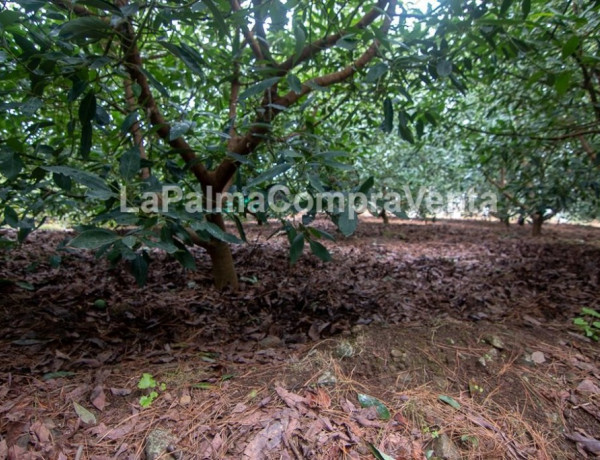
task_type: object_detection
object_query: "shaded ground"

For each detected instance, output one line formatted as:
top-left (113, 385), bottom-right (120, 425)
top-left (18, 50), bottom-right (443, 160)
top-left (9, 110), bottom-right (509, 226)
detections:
top-left (0, 218), bottom-right (599, 459)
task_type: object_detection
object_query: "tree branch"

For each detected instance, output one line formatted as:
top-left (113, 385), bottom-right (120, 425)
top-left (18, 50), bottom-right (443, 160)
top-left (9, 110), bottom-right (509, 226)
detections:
top-left (450, 121), bottom-right (600, 141)
top-left (50, 0), bottom-right (214, 187)
top-left (49, 0), bottom-right (93, 16)
top-left (213, 0), bottom-right (397, 192)
top-left (124, 78), bottom-right (150, 179)
top-left (230, 0), bottom-right (265, 62)
top-left (277, 0), bottom-right (389, 73)
top-left (575, 54), bottom-right (600, 122)
top-left (228, 62), bottom-right (241, 138)
top-left (578, 134), bottom-right (598, 165)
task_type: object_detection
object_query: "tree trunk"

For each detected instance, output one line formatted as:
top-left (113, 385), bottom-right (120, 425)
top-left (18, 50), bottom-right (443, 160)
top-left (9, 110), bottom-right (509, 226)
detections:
top-left (206, 213), bottom-right (239, 290)
top-left (532, 213), bottom-right (543, 237)
top-left (379, 208), bottom-right (389, 225)
top-left (207, 240), bottom-right (239, 290)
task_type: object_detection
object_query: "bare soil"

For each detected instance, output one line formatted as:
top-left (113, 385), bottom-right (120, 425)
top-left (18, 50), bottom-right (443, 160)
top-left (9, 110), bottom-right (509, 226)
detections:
top-left (0, 218), bottom-right (599, 459)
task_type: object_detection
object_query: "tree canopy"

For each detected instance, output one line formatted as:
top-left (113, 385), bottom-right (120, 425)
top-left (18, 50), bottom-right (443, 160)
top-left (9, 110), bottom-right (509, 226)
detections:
top-left (1, 0), bottom-right (599, 288)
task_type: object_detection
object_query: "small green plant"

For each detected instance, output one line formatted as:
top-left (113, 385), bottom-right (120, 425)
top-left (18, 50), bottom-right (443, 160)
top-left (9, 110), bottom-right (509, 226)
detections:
top-left (573, 308), bottom-right (600, 341)
top-left (460, 434), bottom-right (479, 448)
top-left (137, 373), bottom-right (166, 408)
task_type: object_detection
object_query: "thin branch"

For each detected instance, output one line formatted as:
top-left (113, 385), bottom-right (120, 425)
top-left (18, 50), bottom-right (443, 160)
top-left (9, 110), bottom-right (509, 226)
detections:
top-left (228, 59), bottom-right (241, 138)
top-left (275, 0), bottom-right (396, 109)
top-left (575, 54), bottom-right (600, 122)
top-left (50, 0), bottom-right (93, 16)
top-left (450, 121), bottom-right (600, 142)
top-left (214, 0), bottom-right (397, 192)
top-left (482, 170), bottom-right (520, 208)
top-left (277, 0), bottom-right (389, 73)
top-left (230, 0), bottom-right (265, 62)
top-left (124, 78), bottom-right (150, 179)
top-left (111, 0), bottom-right (213, 187)
top-left (578, 134), bottom-right (598, 165)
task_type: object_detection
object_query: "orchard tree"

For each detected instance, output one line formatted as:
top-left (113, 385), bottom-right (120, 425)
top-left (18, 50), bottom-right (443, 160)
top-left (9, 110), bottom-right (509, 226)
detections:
top-left (0, 0), bottom-right (422, 290)
top-left (418, 0), bottom-right (600, 234)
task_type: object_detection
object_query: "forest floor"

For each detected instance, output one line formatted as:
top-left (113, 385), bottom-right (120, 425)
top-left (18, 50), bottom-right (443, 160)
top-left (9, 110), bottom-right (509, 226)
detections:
top-left (0, 218), bottom-right (599, 460)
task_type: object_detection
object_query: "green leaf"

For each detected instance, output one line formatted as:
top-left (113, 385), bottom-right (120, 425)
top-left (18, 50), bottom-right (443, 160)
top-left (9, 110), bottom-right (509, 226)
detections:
top-left (438, 394), bottom-right (461, 409)
top-left (0, 151), bottom-right (23, 180)
top-left (522, 0), bottom-right (530, 19)
top-left (356, 176), bottom-right (374, 194)
top-left (70, 229), bottom-right (120, 250)
top-left (398, 124), bottom-right (415, 144)
top-left (582, 307), bottom-right (600, 318)
top-left (436, 59), bottom-right (453, 77)
top-left (10, 32), bottom-right (36, 56)
top-left (73, 402), bottom-right (97, 425)
top-left (323, 159), bottom-right (353, 171)
top-left (95, 106), bottom-right (111, 125)
top-left (174, 249), bottom-right (196, 270)
top-left (3, 206), bottom-right (19, 228)
top-left (43, 166), bottom-right (114, 198)
top-left (158, 41), bottom-right (204, 76)
top-left (398, 112), bottom-right (415, 144)
top-left (42, 371), bottom-right (76, 381)
top-left (383, 97), bottom-right (393, 134)
top-left (337, 206), bottom-right (358, 237)
top-left (79, 122), bottom-right (93, 160)
top-left (76, 0), bottom-right (121, 14)
top-left (20, 97), bottom-right (43, 116)
top-left (202, 0), bottom-right (228, 37)
top-left (239, 77), bottom-right (281, 101)
top-left (555, 72), bottom-right (571, 95)
top-left (137, 372), bottom-right (157, 389)
top-left (367, 443), bottom-right (396, 460)
top-left (290, 233), bottom-right (304, 265)
top-left (15, 281), bottom-right (34, 291)
top-left (231, 214), bottom-right (248, 242)
top-left (121, 111), bottom-right (138, 134)
top-left (131, 253), bottom-right (148, 287)
top-left (308, 227), bottom-right (335, 241)
top-left (120, 148), bottom-right (141, 180)
top-left (59, 17), bottom-right (110, 42)
top-left (49, 169), bottom-right (65, 187)
top-left (195, 222), bottom-right (243, 244)
top-left (169, 121), bottom-right (192, 141)
top-left (0, 10), bottom-right (22, 26)
top-left (561, 36), bottom-right (580, 59)
top-left (246, 163), bottom-right (291, 188)
top-left (365, 63), bottom-right (388, 83)
top-left (287, 73), bottom-right (303, 94)
top-left (269, 0), bottom-right (288, 31)
top-left (357, 393), bottom-right (390, 420)
top-left (499, 0), bottom-right (513, 16)
top-left (79, 92), bottom-right (97, 124)
top-left (309, 239), bottom-right (331, 261)
top-left (139, 392), bottom-right (158, 408)
top-left (293, 22), bottom-right (306, 61)
top-left (308, 174), bottom-right (325, 193)
top-left (141, 68), bottom-right (169, 98)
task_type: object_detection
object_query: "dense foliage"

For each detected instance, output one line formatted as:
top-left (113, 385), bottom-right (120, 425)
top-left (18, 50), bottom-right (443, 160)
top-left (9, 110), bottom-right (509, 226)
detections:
top-left (0, 0), bottom-right (598, 287)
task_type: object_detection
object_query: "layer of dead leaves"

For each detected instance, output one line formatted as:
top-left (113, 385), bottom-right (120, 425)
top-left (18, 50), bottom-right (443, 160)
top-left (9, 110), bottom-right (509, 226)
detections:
top-left (0, 218), bottom-right (599, 459)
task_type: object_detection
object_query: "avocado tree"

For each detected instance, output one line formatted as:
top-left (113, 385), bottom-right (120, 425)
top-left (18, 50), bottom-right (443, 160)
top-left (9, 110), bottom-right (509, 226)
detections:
top-left (0, 0), bottom-right (419, 290)
top-left (418, 0), bottom-right (600, 234)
